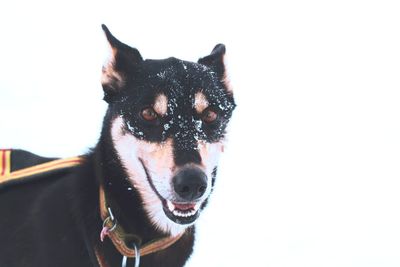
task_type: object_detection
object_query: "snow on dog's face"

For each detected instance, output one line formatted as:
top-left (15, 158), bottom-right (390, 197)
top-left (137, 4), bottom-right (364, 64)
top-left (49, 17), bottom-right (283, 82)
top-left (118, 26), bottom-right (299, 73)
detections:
top-left (101, 25), bottom-right (235, 236)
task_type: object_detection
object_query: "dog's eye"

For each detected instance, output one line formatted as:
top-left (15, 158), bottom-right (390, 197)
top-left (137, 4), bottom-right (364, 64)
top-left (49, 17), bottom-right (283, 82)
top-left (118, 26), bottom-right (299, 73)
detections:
top-left (141, 107), bottom-right (158, 121)
top-left (202, 108), bottom-right (218, 123)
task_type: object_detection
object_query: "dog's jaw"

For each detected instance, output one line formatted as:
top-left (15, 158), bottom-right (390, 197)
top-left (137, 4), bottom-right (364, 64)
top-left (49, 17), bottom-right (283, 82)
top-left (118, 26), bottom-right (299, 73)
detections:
top-left (111, 116), bottom-right (185, 236)
top-left (110, 116), bottom-right (221, 236)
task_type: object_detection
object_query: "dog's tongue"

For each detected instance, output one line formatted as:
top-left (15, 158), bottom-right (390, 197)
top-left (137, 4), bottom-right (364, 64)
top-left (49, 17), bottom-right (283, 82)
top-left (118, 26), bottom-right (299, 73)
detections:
top-left (173, 203), bottom-right (196, 211)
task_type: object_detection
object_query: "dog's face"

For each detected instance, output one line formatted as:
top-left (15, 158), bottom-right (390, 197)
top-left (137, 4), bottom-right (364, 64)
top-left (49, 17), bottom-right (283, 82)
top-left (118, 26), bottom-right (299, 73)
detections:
top-left (101, 25), bottom-right (235, 236)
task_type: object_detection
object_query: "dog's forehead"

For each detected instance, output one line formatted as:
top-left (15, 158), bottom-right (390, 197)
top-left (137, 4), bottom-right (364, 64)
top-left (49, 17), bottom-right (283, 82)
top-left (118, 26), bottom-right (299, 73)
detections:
top-left (125, 57), bottom-right (233, 114)
top-left (144, 57), bottom-right (211, 77)
top-left (140, 58), bottom-right (218, 94)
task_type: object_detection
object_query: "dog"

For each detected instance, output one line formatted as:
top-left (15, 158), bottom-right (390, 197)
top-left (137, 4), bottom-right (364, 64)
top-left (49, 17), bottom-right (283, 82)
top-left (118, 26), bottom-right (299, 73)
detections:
top-left (0, 24), bottom-right (235, 267)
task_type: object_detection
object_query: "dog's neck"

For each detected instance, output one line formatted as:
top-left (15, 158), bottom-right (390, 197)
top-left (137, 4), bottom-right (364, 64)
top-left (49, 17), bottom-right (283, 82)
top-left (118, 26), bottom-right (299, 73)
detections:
top-left (93, 135), bottom-right (170, 244)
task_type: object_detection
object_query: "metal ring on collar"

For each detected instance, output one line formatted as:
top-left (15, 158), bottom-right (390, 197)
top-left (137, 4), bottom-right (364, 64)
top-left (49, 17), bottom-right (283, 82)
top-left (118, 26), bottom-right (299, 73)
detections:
top-left (102, 216), bottom-right (117, 232)
top-left (121, 242), bottom-right (140, 267)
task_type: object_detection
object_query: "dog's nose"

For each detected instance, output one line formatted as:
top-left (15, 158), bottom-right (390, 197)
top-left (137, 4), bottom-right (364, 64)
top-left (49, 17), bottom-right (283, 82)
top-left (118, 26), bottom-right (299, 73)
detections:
top-left (173, 167), bottom-right (207, 201)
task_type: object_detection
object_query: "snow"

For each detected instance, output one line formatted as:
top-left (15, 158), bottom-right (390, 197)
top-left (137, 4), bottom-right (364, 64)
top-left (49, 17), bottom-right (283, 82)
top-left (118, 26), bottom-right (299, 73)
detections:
top-left (1, 1), bottom-right (400, 267)
top-left (163, 123), bottom-right (170, 131)
top-left (127, 121), bottom-right (144, 138)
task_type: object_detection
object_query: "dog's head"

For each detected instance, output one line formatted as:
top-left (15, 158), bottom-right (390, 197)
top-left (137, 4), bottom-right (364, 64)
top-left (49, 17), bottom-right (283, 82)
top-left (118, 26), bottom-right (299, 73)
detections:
top-left (101, 25), bottom-right (235, 236)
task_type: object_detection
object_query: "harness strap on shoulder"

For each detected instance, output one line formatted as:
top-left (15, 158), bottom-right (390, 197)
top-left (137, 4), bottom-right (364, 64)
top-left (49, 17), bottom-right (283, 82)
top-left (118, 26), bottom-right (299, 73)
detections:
top-left (0, 149), bottom-right (83, 184)
top-left (0, 149), bottom-right (11, 178)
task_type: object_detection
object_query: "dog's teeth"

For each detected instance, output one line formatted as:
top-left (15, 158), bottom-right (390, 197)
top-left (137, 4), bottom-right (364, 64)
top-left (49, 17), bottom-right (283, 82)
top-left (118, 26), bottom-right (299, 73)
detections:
top-left (171, 208), bottom-right (197, 218)
top-left (194, 202), bottom-right (202, 210)
top-left (173, 210), bottom-right (182, 217)
top-left (166, 200), bottom-right (175, 212)
top-left (167, 201), bottom-right (202, 218)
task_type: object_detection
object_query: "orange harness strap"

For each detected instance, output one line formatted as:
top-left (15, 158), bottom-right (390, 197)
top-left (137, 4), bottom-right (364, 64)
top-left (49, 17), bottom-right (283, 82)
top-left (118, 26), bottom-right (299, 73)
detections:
top-left (0, 149), bottom-right (11, 178)
top-left (0, 149), bottom-right (83, 183)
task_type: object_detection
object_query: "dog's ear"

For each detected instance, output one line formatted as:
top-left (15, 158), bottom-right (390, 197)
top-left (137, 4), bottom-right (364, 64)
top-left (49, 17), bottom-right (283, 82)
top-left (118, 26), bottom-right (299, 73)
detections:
top-left (198, 44), bottom-right (232, 92)
top-left (101, 24), bottom-right (143, 102)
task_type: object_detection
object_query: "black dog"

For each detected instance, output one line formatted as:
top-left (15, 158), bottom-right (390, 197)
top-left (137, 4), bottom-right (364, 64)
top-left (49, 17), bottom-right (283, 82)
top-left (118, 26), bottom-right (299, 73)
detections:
top-left (0, 25), bottom-right (235, 267)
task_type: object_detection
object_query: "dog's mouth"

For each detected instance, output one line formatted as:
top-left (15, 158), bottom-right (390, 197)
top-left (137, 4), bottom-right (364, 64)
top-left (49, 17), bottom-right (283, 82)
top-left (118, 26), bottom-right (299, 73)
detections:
top-left (162, 200), bottom-right (202, 225)
top-left (139, 159), bottom-right (205, 225)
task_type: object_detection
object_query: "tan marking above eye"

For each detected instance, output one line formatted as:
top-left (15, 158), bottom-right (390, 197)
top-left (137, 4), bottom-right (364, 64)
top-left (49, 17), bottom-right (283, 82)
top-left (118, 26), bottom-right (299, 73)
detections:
top-left (154, 94), bottom-right (168, 116)
top-left (194, 92), bottom-right (209, 114)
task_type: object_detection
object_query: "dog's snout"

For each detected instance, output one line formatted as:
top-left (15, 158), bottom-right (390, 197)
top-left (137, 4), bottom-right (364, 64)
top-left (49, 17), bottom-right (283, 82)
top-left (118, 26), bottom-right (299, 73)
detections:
top-left (173, 168), bottom-right (207, 201)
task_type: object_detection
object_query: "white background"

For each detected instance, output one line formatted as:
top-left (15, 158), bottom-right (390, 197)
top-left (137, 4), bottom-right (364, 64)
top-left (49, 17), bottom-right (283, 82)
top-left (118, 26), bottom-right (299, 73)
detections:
top-left (1, 1), bottom-right (400, 266)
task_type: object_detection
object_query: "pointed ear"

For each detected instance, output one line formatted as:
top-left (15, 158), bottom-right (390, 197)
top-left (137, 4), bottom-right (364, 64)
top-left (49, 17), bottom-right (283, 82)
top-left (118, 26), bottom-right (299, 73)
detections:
top-left (198, 44), bottom-right (232, 92)
top-left (101, 24), bottom-right (143, 102)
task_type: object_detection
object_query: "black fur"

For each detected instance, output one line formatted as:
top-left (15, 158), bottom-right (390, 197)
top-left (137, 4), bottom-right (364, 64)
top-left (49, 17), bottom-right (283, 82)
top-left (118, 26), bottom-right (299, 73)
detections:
top-left (0, 25), bottom-right (235, 267)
